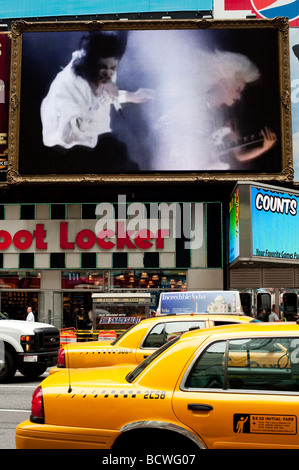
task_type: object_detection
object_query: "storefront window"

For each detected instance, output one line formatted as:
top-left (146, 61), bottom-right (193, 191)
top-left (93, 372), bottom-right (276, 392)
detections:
top-left (61, 271), bottom-right (105, 290)
top-left (0, 271), bottom-right (40, 289)
top-left (0, 272), bottom-right (40, 321)
top-left (111, 270), bottom-right (186, 291)
top-left (160, 271), bottom-right (187, 290)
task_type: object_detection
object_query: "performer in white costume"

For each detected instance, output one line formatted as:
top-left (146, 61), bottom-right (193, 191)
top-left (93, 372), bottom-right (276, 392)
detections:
top-left (40, 31), bottom-right (154, 171)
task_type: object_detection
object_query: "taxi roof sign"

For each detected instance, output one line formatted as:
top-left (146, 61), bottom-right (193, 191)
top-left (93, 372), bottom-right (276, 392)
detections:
top-left (157, 291), bottom-right (244, 316)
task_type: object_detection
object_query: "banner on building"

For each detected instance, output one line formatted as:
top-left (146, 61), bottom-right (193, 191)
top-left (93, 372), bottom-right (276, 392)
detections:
top-left (0, 200), bottom-right (214, 270)
top-left (222, 0), bottom-right (299, 26)
top-left (229, 182), bottom-right (299, 266)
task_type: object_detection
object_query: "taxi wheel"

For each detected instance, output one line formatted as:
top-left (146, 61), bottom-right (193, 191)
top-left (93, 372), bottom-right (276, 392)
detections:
top-left (113, 429), bottom-right (199, 453)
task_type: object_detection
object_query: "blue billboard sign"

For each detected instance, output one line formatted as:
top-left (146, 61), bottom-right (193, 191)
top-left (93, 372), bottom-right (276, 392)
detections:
top-left (251, 186), bottom-right (299, 261)
top-left (0, 0), bottom-right (212, 19)
top-left (157, 290), bottom-right (242, 315)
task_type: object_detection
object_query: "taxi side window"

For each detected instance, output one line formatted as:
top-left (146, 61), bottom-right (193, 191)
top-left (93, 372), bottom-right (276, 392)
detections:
top-left (164, 321), bottom-right (206, 342)
top-left (213, 321), bottom-right (236, 326)
top-left (142, 321), bottom-right (206, 349)
top-left (227, 338), bottom-right (299, 392)
top-left (185, 341), bottom-right (226, 389)
top-left (185, 337), bottom-right (299, 393)
top-left (142, 323), bottom-right (165, 348)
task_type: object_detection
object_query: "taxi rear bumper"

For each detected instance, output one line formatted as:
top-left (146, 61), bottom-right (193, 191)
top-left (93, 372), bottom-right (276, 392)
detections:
top-left (15, 420), bottom-right (118, 449)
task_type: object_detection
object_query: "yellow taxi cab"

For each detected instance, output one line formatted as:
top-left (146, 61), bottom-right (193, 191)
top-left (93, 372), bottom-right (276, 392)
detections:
top-left (51, 313), bottom-right (258, 372)
top-left (16, 323), bottom-right (299, 450)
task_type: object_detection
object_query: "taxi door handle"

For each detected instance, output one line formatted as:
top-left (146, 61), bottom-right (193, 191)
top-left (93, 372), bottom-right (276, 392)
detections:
top-left (143, 355), bottom-right (149, 358)
top-left (188, 404), bottom-right (213, 411)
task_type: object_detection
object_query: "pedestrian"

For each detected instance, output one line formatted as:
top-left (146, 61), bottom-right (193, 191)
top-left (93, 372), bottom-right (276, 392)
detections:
top-left (26, 306), bottom-right (35, 322)
top-left (77, 307), bottom-right (85, 330)
top-left (257, 308), bottom-right (269, 322)
top-left (71, 304), bottom-right (80, 329)
top-left (268, 305), bottom-right (280, 322)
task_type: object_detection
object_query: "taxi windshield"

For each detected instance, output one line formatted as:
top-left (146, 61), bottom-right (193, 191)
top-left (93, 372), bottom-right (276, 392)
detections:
top-left (126, 336), bottom-right (180, 383)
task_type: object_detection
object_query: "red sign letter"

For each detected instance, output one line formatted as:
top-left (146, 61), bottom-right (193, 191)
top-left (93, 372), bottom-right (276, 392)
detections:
top-left (13, 230), bottom-right (33, 250)
top-left (0, 230), bottom-right (11, 250)
top-left (97, 230), bottom-right (115, 250)
top-left (155, 229), bottom-right (170, 249)
top-left (134, 229), bottom-right (154, 249)
top-left (76, 230), bottom-right (96, 250)
top-left (116, 222), bottom-right (136, 249)
top-left (60, 222), bottom-right (75, 249)
top-left (33, 224), bottom-right (47, 249)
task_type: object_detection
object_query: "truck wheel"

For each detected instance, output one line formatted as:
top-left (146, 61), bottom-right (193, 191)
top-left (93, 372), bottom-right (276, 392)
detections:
top-left (18, 364), bottom-right (48, 379)
top-left (0, 349), bottom-right (16, 382)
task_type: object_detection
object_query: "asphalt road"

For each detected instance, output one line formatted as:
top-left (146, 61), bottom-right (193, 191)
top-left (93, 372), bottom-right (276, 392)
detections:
top-left (0, 369), bottom-right (51, 450)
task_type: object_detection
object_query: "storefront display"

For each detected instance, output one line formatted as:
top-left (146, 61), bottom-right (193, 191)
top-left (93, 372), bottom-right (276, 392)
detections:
top-left (0, 201), bottom-right (222, 327)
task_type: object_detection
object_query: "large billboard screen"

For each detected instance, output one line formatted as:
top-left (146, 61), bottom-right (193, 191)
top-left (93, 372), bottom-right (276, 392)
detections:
top-left (251, 185), bottom-right (299, 262)
top-left (7, 19), bottom-right (291, 184)
top-left (229, 182), bottom-right (299, 266)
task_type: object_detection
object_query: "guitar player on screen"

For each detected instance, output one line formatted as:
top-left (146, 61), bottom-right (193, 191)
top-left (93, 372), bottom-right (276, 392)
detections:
top-left (206, 50), bottom-right (277, 170)
top-left (154, 47), bottom-right (278, 172)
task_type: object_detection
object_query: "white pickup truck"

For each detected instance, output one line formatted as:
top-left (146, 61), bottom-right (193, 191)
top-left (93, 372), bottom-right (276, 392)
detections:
top-left (0, 313), bottom-right (60, 382)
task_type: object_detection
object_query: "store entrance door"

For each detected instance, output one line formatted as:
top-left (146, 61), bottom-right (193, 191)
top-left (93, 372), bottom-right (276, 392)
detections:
top-left (62, 291), bottom-right (93, 329)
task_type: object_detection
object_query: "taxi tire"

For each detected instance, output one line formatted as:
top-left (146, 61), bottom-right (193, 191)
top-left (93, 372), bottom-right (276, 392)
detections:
top-left (113, 428), bottom-right (199, 453)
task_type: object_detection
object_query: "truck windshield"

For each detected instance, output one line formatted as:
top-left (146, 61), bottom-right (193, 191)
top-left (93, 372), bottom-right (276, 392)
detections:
top-left (126, 336), bottom-right (180, 383)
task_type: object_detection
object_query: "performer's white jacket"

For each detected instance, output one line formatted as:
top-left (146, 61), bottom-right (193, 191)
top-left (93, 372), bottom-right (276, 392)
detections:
top-left (40, 50), bottom-right (127, 149)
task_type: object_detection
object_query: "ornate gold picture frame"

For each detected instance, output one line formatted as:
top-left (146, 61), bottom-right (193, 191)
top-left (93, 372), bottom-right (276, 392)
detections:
top-left (7, 18), bottom-right (292, 184)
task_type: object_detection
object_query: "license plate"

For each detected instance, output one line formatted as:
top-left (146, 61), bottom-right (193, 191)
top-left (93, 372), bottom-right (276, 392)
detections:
top-left (24, 355), bottom-right (38, 362)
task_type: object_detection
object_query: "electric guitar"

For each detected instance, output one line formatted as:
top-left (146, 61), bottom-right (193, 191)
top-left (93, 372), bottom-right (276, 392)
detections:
top-left (212, 127), bottom-right (264, 157)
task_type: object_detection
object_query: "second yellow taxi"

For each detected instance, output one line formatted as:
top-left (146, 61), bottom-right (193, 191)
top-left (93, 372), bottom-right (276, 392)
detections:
top-left (53, 313), bottom-right (259, 371)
